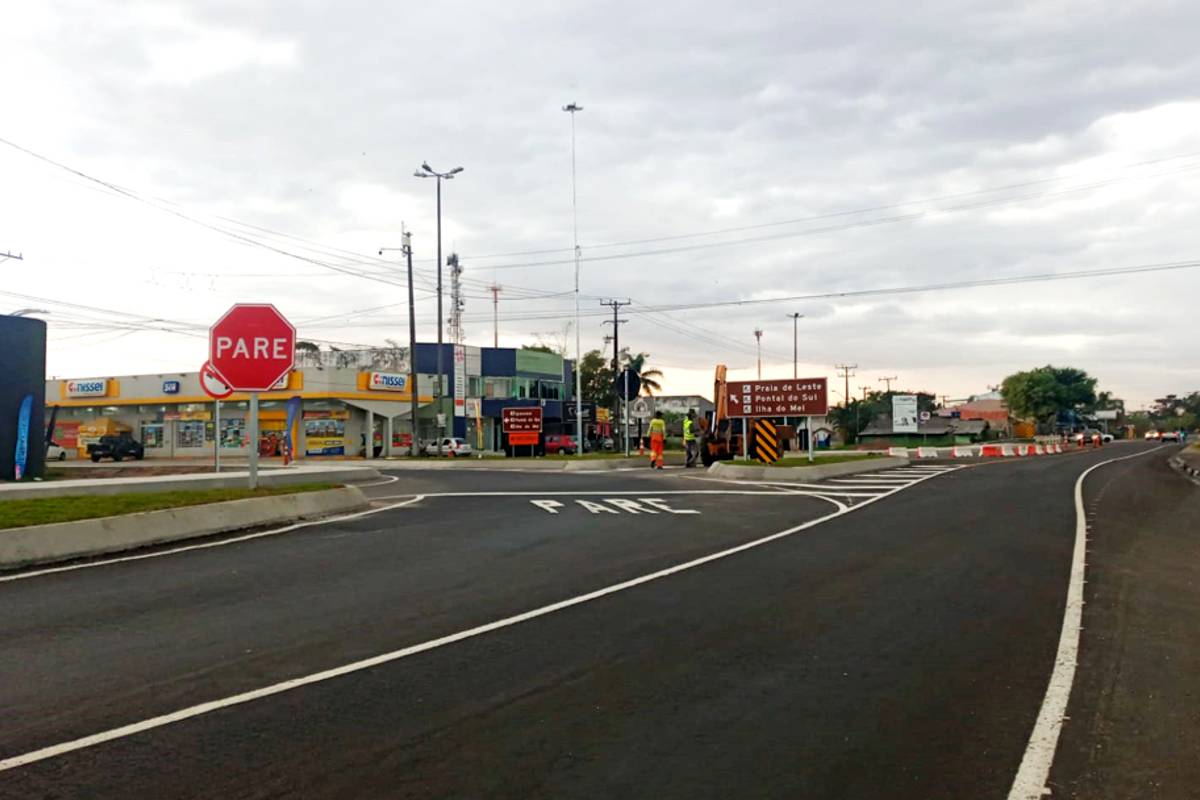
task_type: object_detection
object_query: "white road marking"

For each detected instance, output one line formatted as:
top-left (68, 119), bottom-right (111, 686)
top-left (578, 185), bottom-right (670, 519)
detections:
top-left (0, 496), bottom-right (428, 585)
top-left (576, 500), bottom-right (618, 514)
top-left (1007, 444), bottom-right (1168, 800)
top-left (355, 475), bottom-right (402, 488)
top-left (641, 498), bottom-right (700, 515)
top-left (530, 500), bottom-right (564, 514)
top-left (0, 463), bottom-right (953, 774)
top-left (606, 498), bottom-right (655, 514)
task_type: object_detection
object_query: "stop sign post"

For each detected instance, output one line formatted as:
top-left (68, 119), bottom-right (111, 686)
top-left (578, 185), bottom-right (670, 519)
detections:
top-left (208, 304), bottom-right (296, 488)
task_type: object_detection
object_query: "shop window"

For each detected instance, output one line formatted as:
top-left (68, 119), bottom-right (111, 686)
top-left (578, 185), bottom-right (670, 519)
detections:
top-left (177, 421), bottom-right (206, 448)
top-left (219, 418), bottom-right (246, 448)
top-left (141, 423), bottom-right (164, 448)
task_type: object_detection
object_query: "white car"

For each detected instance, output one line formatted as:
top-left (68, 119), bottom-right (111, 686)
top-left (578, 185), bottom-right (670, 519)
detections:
top-left (1159, 430), bottom-right (1181, 443)
top-left (45, 442), bottom-right (68, 461)
top-left (1144, 430), bottom-right (1161, 440)
top-left (423, 437), bottom-right (472, 457)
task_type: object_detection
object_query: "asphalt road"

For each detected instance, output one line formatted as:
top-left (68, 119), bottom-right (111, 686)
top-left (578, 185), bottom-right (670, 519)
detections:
top-left (0, 443), bottom-right (1193, 799)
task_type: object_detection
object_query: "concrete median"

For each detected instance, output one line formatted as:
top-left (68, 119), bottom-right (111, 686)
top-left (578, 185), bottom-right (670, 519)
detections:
top-left (0, 486), bottom-right (369, 569)
top-left (707, 456), bottom-right (907, 482)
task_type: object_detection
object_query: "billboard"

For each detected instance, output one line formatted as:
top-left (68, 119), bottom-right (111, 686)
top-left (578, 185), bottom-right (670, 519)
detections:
top-left (892, 395), bottom-right (919, 433)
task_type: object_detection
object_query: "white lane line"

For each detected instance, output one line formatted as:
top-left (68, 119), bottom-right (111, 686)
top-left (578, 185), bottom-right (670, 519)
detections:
top-left (0, 465), bottom-right (952, 774)
top-left (355, 475), bottom-right (402, 488)
top-left (371, 489), bottom-right (838, 499)
top-left (0, 496), bottom-right (427, 585)
top-left (1007, 444), bottom-right (1169, 800)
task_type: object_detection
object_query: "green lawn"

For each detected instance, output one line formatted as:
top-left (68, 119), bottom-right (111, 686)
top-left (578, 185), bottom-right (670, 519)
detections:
top-left (0, 483), bottom-right (334, 530)
top-left (732, 453), bottom-right (883, 468)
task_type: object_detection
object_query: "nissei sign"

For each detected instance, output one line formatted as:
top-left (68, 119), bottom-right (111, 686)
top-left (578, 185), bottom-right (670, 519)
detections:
top-left (162, 380), bottom-right (181, 394)
top-left (66, 379), bottom-right (107, 398)
top-left (370, 372), bottom-right (408, 392)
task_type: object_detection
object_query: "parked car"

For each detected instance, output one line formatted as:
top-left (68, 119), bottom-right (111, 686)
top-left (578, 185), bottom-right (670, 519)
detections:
top-left (87, 433), bottom-right (145, 462)
top-left (1144, 430), bottom-right (1161, 440)
top-left (1159, 430), bottom-right (1181, 442)
top-left (422, 437), bottom-right (472, 457)
top-left (45, 441), bottom-right (68, 461)
top-left (544, 434), bottom-right (578, 455)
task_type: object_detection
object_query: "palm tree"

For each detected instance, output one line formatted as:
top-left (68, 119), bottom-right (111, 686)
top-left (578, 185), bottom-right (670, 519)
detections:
top-left (622, 351), bottom-right (663, 397)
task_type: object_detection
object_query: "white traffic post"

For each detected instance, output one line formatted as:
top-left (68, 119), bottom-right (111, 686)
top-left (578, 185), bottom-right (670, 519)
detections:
top-left (214, 399), bottom-right (221, 473)
top-left (807, 415), bottom-right (814, 463)
top-left (248, 392), bottom-right (259, 489)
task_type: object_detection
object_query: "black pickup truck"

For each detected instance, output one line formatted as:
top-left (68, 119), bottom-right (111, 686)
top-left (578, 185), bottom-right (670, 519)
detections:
top-left (88, 433), bottom-right (145, 462)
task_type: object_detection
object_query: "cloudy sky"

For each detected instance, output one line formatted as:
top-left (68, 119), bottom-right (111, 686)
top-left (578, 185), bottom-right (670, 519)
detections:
top-left (4, 0), bottom-right (1199, 409)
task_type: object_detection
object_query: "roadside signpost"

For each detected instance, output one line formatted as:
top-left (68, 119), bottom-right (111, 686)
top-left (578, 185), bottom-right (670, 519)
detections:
top-left (200, 362), bottom-right (234, 473)
top-left (207, 304), bottom-right (296, 488)
top-left (502, 407), bottom-right (543, 456)
top-left (726, 378), bottom-right (828, 463)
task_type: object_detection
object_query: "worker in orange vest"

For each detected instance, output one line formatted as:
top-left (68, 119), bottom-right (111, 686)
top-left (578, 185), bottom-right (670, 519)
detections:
top-left (648, 411), bottom-right (666, 469)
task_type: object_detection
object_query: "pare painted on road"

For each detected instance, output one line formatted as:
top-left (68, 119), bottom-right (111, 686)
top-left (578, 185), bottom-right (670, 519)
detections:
top-left (530, 498), bottom-right (700, 515)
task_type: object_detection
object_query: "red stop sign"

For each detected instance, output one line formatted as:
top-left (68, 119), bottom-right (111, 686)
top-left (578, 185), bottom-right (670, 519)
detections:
top-left (208, 304), bottom-right (296, 392)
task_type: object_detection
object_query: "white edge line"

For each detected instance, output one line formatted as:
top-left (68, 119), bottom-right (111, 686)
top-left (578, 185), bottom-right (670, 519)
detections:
top-left (0, 496), bottom-right (427, 584)
top-left (355, 474), bottom-right (402, 487)
top-left (0, 467), bottom-right (956, 773)
top-left (1006, 444), bottom-right (1168, 800)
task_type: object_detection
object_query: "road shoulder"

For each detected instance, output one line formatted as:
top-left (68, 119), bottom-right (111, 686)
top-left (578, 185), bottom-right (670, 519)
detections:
top-left (1049, 450), bottom-right (1200, 798)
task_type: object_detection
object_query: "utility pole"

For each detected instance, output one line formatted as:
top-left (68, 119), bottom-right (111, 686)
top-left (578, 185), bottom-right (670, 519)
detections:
top-left (489, 284), bottom-right (502, 347)
top-left (601, 298), bottom-right (630, 450)
top-left (787, 313), bottom-right (804, 379)
top-left (860, 385), bottom-right (871, 402)
top-left (754, 328), bottom-right (764, 379)
top-left (0, 251), bottom-right (23, 262)
top-left (414, 162), bottom-right (464, 458)
top-left (835, 363), bottom-right (858, 408)
top-left (563, 101), bottom-right (585, 458)
top-left (878, 375), bottom-right (897, 393)
top-left (379, 230), bottom-right (421, 456)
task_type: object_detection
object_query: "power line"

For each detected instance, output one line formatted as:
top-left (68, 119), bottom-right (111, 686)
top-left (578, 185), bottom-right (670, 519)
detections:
top-left (457, 148), bottom-right (1200, 263)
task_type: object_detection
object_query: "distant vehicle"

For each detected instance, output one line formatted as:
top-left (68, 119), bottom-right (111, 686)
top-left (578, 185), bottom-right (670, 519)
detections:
top-left (45, 441), bottom-right (68, 461)
top-left (1144, 430), bottom-right (1161, 440)
top-left (544, 434), bottom-right (578, 455)
top-left (423, 437), bottom-right (472, 457)
top-left (1073, 428), bottom-right (1103, 445)
top-left (1100, 432), bottom-right (1114, 444)
top-left (87, 433), bottom-right (145, 462)
top-left (1159, 430), bottom-right (1181, 442)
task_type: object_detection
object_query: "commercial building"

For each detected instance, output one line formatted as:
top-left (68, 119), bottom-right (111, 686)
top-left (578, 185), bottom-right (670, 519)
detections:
top-left (46, 344), bottom-right (578, 459)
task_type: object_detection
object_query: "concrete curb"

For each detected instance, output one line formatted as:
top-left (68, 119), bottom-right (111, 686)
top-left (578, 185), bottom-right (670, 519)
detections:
top-left (0, 465), bottom-right (380, 501)
top-left (0, 486), bottom-right (369, 569)
top-left (378, 455), bottom-right (685, 471)
top-left (707, 456), bottom-right (908, 482)
top-left (1168, 452), bottom-right (1200, 486)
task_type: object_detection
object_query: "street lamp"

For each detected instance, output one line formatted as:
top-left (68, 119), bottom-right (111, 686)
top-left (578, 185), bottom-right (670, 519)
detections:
top-left (563, 102), bottom-right (584, 458)
top-left (786, 313), bottom-right (804, 379)
top-left (415, 162), bottom-right (463, 458)
top-left (754, 328), bottom-right (763, 379)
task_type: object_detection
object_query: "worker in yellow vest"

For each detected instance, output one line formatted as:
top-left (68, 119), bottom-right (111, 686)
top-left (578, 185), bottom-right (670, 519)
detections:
top-left (648, 411), bottom-right (666, 469)
top-left (683, 409), bottom-right (698, 467)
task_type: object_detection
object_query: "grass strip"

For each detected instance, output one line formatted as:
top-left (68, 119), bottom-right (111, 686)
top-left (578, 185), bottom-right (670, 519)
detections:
top-left (0, 484), bottom-right (335, 530)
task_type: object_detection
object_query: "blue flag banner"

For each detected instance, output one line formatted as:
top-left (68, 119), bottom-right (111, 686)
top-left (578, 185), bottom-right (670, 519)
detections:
top-left (14, 393), bottom-right (32, 481)
top-left (284, 395), bottom-right (302, 456)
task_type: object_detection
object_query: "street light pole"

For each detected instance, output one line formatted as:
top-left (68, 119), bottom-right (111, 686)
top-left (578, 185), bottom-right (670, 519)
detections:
top-left (415, 162), bottom-right (463, 458)
top-left (564, 102), bottom-right (584, 458)
top-left (787, 313), bottom-right (804, 379)
top-left (754, 328), bottom-right (763, 379)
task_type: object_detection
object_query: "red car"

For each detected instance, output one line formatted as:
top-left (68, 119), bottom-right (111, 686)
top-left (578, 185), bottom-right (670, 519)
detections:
top-left (544, 434), bottom-right (578, 455)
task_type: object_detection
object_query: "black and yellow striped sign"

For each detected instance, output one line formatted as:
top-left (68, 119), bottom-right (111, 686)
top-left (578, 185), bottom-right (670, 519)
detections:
top-left (753, 419), bottom-right (781, 464)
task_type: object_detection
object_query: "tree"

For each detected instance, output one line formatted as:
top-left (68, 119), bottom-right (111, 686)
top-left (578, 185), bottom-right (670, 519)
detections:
top-left (521, 344), bottom-right (557, 354)
top-left (622, 351), bottom-right (663, 397)
top-left (578, 349), bottom-right (615, 407)
top-left (1001, 365), bottom-right (1097, 432)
